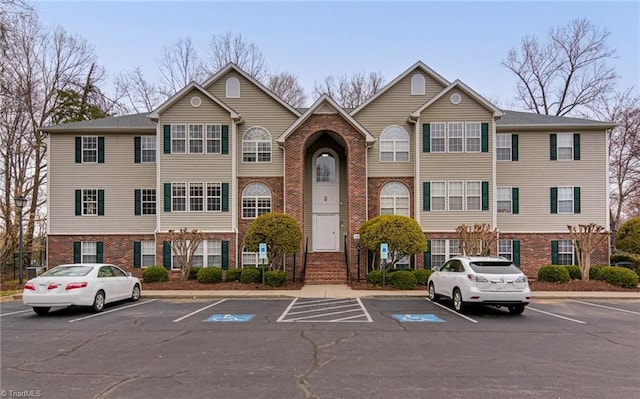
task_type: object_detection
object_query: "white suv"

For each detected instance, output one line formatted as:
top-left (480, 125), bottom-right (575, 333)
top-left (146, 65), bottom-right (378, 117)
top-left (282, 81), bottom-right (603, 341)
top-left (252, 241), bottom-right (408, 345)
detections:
top-left (427, 256), bottom-right (531, 314)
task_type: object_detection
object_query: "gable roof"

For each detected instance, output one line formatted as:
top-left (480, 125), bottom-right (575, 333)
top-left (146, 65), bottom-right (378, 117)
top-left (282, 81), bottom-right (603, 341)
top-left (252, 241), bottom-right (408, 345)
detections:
top-left (350, 61), bottom-right (451, 116)
top-left (497, 110), bottom-right (617, 129)
top-left (411, 79), bottom-right (504, 119)
top-left (277, 94), bottom-right (375, 146)
top-left (147, 82), bottom-right (240, 120)
top-left (39, 113), bottom-right (156, 132)
top-left (202, 63), bottom-right (301, 117)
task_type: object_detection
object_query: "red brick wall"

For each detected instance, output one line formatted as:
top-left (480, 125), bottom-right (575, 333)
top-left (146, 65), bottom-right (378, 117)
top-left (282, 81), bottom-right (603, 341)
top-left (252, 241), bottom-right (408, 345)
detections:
top-left (367, 177), bottom-right (415, 218)
top-left (237, 177), bottom-right (284, 250)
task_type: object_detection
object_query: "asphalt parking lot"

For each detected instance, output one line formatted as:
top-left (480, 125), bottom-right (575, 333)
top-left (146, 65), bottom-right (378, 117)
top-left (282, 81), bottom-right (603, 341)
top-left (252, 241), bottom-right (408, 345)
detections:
top-left (1, 297), bottom-right (639, 399)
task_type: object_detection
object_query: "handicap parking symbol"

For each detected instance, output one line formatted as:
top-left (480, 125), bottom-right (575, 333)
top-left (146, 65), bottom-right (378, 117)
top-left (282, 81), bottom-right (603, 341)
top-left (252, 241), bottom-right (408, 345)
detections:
top-left (204, 314), bottom-right (254, 322)
top-left (391, 314), bottom-right (445, 323)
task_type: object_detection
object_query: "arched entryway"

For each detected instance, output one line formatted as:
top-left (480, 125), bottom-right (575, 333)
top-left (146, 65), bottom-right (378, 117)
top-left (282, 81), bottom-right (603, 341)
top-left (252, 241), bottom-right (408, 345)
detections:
top-left (312, 148), bottom-right (340, 251)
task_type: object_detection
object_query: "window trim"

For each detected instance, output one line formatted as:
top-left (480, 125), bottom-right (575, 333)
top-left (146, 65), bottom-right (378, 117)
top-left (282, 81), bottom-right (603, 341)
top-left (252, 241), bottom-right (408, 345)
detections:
top-left (380, 182), bottom-right (410, 216)
top-left (242, 126), bottom-right (272, 163)
top-left (242, 182), bottom-right (272, 219)
top-left (410, 73), bottom-right (425, 95)
top-left (141, 188), bottom-right (156, 215)
top-left (226, 77), bottom-right (240, 98)
top-left (379, 125), bottom-right (410, 163)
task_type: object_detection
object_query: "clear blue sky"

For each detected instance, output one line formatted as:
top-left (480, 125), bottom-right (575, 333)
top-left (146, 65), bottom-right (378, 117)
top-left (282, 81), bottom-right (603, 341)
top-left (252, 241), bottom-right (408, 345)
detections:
top-left (34, 1), bottom-right (639, 108)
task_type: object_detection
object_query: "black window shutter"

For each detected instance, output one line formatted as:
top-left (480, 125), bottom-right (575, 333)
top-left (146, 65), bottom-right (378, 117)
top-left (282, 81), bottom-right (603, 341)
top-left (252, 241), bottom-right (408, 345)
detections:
top-left (133, 242), bottom-right (141, 268)
top-left (550, 134), bottom-right (557, 160)
top-left (511, 134), bottom-right (519, 161)
top-left (96, 242), bottom-right (104, 263)
top-left (481, 123), bottom-right (489, 152)
top-left (423, 240), bottom-right (432, 269)
top-left (573, 134), bottom-right (580, 160)
top-left (222, 183), bottom-right (229, 212)
top-left (163, 241), bottom-right (172, 270)
top-left (163, 125), bottom-right (171, 154)
top-left (423, 182), bottom-right (430, 211)
top-left (222, 241), bottom-right (229, 270)
top-left (550, 187), bottom-right (558, 214)
top-left (164, 183), bottom-right (171, 212)
top-left (98, 137), bottom-right (105, 163)
top-left (513, 240), bottom-right (521, 267)
top-left (135, 189), bottom-right (142, 215)
top-left (422, 124), bottom-right (430, 153)
top-left (73, 242), bottom-right (81, 263)
top-left (551, 241), bottom-right (559, 264)
top-left (75, 137), bottom-right (82, 163)
top-left (573, 187), bottom-right (581, 214)
top-left (75, 190), bottom-right (82, 216)
top-left (98, 190), bottom-right (105, 216)
top-left (134, 137), bottom-right (141, 163)
top-left (512, 187), bottom-right (519, 214)
top-left (482, 181), bottom-right (489, 210)
top-left (222, 125), bottom-right (229, 154)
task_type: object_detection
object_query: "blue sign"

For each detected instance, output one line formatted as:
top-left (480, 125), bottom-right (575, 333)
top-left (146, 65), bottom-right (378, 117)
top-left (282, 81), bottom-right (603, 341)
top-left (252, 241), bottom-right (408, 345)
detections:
top-left (380, 243), bottom-right (388, 260)
top-left (259, 243), bottom-right (267, 259)
top-left (204, 314), bottom-right (255, 322)
top-left (391, 314), bottom-right (445, 323)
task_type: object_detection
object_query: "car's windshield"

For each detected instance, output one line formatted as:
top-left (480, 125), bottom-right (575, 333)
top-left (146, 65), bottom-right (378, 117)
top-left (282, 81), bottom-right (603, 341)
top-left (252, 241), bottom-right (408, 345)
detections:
top-left (469, 261), bottom-right (521, 274)
top-left (40, 265), bottom-right (93, 277)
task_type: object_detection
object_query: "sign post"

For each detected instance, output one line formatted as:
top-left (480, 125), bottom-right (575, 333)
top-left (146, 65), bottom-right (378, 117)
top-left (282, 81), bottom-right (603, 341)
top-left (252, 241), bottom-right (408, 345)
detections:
top-left (380, 243), bottom-right (388, 286)
top-left (259, 243), bottom-right (267, 284)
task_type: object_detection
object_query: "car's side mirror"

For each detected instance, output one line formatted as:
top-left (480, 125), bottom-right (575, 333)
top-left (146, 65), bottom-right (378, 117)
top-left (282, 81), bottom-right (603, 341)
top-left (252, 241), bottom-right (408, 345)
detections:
top-left (127, 272), bottom-right (132, 277)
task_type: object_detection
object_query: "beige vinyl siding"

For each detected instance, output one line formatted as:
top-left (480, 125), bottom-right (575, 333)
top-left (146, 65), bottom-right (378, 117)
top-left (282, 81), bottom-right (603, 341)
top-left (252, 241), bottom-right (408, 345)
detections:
top-left (355, 72), bottom-right (447, 177)
top-left (48, 133), bottom-right (156, 234)
top-left (206, 71), bottom-right (297, 177)
top-left (497, 130), bottom-right (608, 232)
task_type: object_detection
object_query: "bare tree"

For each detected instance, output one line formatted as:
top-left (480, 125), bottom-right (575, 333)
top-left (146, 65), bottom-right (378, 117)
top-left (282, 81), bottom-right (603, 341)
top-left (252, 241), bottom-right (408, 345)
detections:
top-left (168, 228), bottom-right (204, 281)
top-left (568, 223), bottom-right (608, 281)
top-left (313, 71), bottom-right (385, 108)
top-left (502, 18), bottom-right (617, 116)
top-left (456, 224), bottom-right (499, 256)
top-left (114, 67), bottom-right (166, 113)
top-left (266, 71), bottom-right (307, 108)
top-left (156, 37), bottom-right (206, 97)
top-left (206, 32), bottom-right (267, 81)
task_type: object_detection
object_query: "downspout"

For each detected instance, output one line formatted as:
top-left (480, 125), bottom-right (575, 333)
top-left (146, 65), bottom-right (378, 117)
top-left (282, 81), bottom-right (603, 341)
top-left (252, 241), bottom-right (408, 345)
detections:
top-left (605, 128), bottom-right (611, 258)
top-left (407, 113), bottom-right (420, 223)
top-left (232, 117), bottom-right (240, 269)
top-left (155, 121), bottom-right (162, 236)
top-left (492, 119), bottom-right (497, 231)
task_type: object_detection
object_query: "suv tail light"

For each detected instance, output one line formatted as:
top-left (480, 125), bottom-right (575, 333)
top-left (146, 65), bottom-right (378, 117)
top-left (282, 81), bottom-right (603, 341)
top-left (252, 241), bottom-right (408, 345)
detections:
top-left (467, 274), bottom-right (489, 283)
top-left (515, 275), bottom-right (528, 283)
top-left (24, 283), bottom-right (36, 291)
top-left (65, 282), bottom-right (88, 290)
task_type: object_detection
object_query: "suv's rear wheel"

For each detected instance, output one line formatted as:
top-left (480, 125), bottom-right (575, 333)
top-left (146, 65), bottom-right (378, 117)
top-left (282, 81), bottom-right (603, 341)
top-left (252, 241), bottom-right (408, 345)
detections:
top-left (508, 304), bottom-right (526, 315)
top-left (428, 282), bottom-right (439, 301)
top-left (453, 288), bottom-right (466, 313)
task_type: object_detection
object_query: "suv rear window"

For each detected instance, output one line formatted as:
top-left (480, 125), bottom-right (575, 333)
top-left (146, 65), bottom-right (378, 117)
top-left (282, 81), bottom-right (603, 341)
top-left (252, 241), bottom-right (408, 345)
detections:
top-left (469, 261), bottom-right (521, 274)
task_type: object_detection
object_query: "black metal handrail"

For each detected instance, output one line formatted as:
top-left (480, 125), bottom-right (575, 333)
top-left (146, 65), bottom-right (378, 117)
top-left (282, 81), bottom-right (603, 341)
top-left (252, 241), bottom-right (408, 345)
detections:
top-left (301, 237), bottom-right (308, 282)
top-left (343, 234), bottom-right (349, 284)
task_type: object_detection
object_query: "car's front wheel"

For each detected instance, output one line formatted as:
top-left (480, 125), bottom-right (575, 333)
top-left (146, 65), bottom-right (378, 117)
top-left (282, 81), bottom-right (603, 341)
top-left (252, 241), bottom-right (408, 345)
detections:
top-left (428, 282), bottom-right (439, 301)
top-left (453, 288), bottom-right (466, 313)
top-left (508, 304), bottom-right (526, 315)
top-left (130, 284), bottom-right (141, 302)
top-left (92, 290), bottom-right (105, 313)
top-left (33, 307), bottom-right (50, 316)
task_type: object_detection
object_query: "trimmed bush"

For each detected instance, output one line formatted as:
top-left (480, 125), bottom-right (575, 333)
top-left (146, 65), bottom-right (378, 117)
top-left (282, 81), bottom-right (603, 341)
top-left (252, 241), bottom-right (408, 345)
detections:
top-left (615, 216), bottom-right (640, 254)
top-left (388, 270), bottom-right (417, 290)
top-left (537, 265), bottom-right (570, 283)
top-left (264, 270), bottom-right (287, 287)
top-left (413, 269), bottom-right (433, 286)
top-left (241, 267), bottom-right (261, 284)
top-left (610, 253), bottom-right (640, 276)
top-left (142, 266), bottom-right (169, 283)
top-left (197, 267), bottom-right (223, 284)
top-left (188, 267), bottom-right (201, 280)
top-left (598, 266), bottom-right (639, 288)
top-left (367, 271), bottom-right (384, 285)
top-left (590, 265), bottom-right (607, 280)
top-left (225, 268), bottom-right (242, 282)
top-left (564, 265), bottom-right (582, 280)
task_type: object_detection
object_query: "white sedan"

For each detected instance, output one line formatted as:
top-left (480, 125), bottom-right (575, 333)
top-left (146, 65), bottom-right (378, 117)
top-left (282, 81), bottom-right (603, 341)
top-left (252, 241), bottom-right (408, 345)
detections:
top-left (23, 263), bottom-right (141, 315)
top-left (428, 256), bottom-right (531, 314)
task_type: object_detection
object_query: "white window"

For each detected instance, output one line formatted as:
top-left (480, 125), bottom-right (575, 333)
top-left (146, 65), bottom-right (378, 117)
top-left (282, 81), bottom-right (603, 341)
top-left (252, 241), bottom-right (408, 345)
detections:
top-left (192, 243), bottom-right (204, 268)
top-left (242, 246), bottom-right (260, 268)
top-left (242, 182), bottom-right (271, 219)
top-left (82, 137), bottom-right (98, 163)
top-left (498, 239), bottom-right (513, 261)
top-left (380, 182), bottom-right (410, 216)
top-left (430, 239), bottom-right (460, 269)
top-left (141, 241), bottom-right (155, 267)
top-left (380, 126), bottom-right (410, 162)
top-left (207, 241), bottom-right (222, 267)
top-left (496, 134), bottom-right (512, 161)
top-left (316, 153), bottom-right (336, 182)
top-left (207, 183), bottom-right (222, 212)
top-left (430, 123), bottom-right (446, 153)
top-left (558, 239), bottom-right (574, 265)
top-left (171, 124), bottom-right (186, 154)
top-left (497, 187), bottom-right (512, 214)
top-left (189, 183), bottom-right (204, 211)
top-left (448, 181), bottom-right (463, 211)
top-left (189, 124), bottom-right (204, 154)
top-left (83, 189), bottom-right (98, 215)
top-left (431, 182), bottom-right (446, 211)
top-left (142, 189), bottom-right (156, 215)
top-left (411, 73), bottom-right (425, 95)
top-left (448, 122), bottom-right (464, 152)
top-left (206, 124), bottom-right (222, 154)
top-left (141, 136), bottom-right (156, 162)
top-left (558, 187), bottom-right (574, 214)
top-left (557, 133), bottom-right (573, 160)
top-left (242, 127), bottom-right (271, 163)
top-left (81, 242), bottom-right (97, 263)
top-left (466, 181), bottom-right (481, 211)
top-left (226, 77), bottom-right (240, 98)
top-left (172, 183), bottom-right (186, 212)
top-left (465, 122), bottom-right (481, 153)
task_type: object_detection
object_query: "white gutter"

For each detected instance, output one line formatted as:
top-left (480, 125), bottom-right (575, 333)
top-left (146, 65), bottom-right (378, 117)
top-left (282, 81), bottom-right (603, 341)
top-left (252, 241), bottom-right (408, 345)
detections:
top-left (492, 120), bottom-right (497, 230)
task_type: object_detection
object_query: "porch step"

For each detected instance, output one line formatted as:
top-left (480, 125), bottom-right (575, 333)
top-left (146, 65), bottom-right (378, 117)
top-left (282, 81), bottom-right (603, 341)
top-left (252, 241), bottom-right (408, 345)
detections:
top-left (304, 252), bottom-right (347, 285)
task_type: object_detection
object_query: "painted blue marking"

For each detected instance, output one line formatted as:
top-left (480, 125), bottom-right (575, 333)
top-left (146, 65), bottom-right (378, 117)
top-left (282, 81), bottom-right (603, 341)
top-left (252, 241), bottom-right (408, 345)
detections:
top-left (204, 314), bottom-right (255, 322)
top-left (391, 314), bottom-right (445, 323)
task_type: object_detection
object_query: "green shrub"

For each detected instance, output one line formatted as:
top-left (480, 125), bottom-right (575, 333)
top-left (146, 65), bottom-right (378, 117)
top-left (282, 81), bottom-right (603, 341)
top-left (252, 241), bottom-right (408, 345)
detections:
top-left (537, 265), bottom-right (570, 283)
top-left (413, 269), bottom-right (433, 286)
top-left (598, 266), bottom-right (639, 288)
top-left (615, 216), bottom-right (640, 254)
top-left (367, 271), bottom-right (384, 285)
top-left (241, 267), bottom-right (261, 284)
top-left (197, 267), bottom-right (223, 284)
top-left (610, 253), bottom-right (640, 276)
top-left (388, 270), bottom-right (417, 290)
top-left (142, 266), bottom-right (169, 283)
top-left (188, 267), bottom-right (201, 280)
top-left (264, 270), bottom-right (287, 287)
top-left (225, 268), bottom-right (242, 282)
top-left (590, 265), bottom-right (607, 280)
top-left (564, 265), bottom-right (582, 280)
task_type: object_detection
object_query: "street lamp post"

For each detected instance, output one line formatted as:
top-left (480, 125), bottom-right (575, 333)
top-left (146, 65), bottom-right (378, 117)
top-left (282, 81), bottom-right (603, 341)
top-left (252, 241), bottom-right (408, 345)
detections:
top-left (16, 195), bottom-right (27, 285)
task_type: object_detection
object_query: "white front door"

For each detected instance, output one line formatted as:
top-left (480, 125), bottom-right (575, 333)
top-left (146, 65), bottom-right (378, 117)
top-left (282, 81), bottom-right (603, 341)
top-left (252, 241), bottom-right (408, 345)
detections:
top-left (312, 150), bottom-right (340, 251)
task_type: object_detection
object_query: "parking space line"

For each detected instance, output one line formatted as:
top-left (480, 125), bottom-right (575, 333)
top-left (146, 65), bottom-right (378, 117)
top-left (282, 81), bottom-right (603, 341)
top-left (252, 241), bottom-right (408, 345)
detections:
top-left (424, 299), bottom-right (479, 323)
top-left (68, 299), bottom-right (157, 323)
top-left (357, 298), bottom-right (373, 322)
top-left (286, 302), bottom-right (361, 316)
top-left (276, 298), bottom-right (298, 322)
top-left (527, 306), bottom-right (586, 324)
top-left (569, 300), bottom-right (640, 315)
top-left (0, 309), bottom-right (32, 317)
top-left (173, 299), bottom-right (227, 322)
top-left (281, 308), bottom-right (363, 322)
top-left (292, 299), bottom-right (354, 309)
